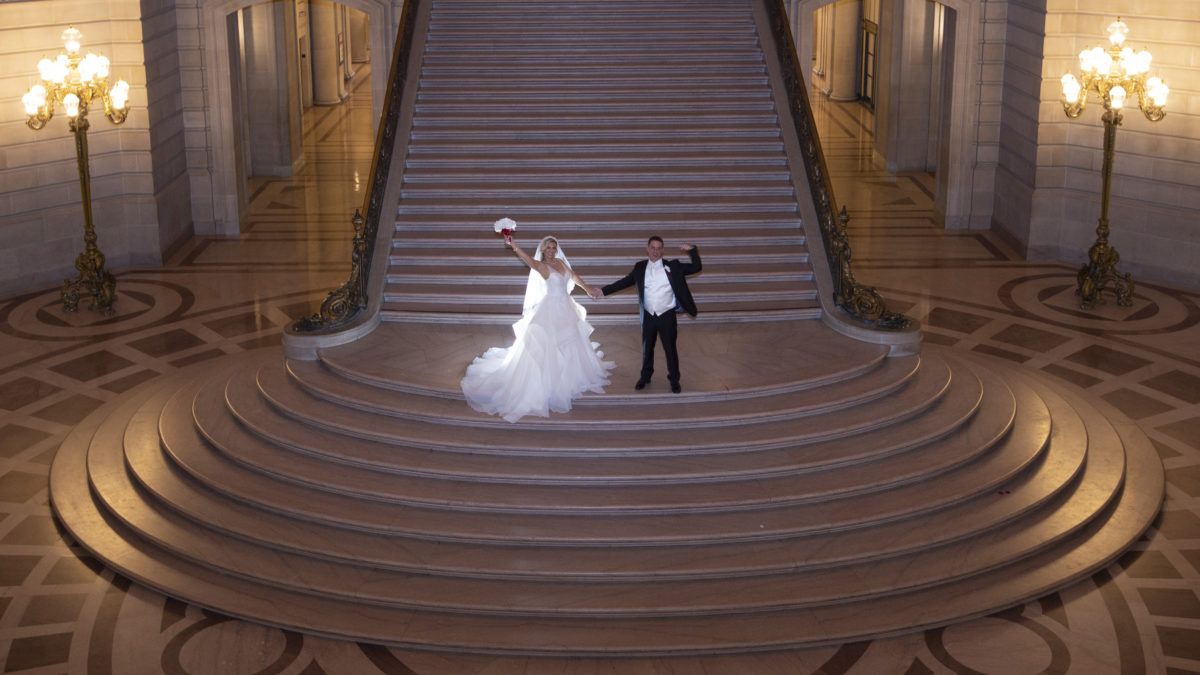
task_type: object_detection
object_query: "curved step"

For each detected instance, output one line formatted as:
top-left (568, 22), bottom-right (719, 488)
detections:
top-left (49, 346), bottom-right (1161, 655)
top-left (208, 357), bottom-right (988, 488)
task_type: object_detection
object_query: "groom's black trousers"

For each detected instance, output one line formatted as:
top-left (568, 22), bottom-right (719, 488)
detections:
top-left (641, 309), bottom-right (679, 384)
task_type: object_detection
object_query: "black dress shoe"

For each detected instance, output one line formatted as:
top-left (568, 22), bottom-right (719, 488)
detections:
top-left (635, 379), bottom-right (649, 390)
top-left (671, 382), bottom-right (682, 394)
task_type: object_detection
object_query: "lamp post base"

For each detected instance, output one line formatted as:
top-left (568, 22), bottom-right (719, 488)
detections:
top-left (1076, 239), bottom-right (1134, 310)
top-left (61, 246), bottom-right (116, 315)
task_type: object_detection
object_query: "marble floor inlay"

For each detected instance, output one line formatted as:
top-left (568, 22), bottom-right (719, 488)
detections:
top-left (2, 67), bottom-right (1199, 673)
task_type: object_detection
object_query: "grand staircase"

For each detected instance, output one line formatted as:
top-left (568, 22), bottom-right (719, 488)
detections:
top-left (382, 0), bottom-right (819, 320)
top-left (48, 0), bottom-right (1162, 665)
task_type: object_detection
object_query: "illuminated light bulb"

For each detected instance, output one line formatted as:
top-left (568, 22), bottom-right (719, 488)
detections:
top-left (1109, 85), bottom-right (1126, 109)
top-left (79, 53), bottom-right (98, 82)
top-left (22, 86), bottom-right (47, 115)
top-left (1100, 51), bottom-right (1115, 76)
top-left (63, 92), bottom-right (80, 117)
top-left (1107, 18), bottom-right (1128, 47)
top-left (37, 57), bottom-right (54, 81)
top-left (1061, 73), bottom-right (1081, 103)
top-left (95, 54), bottom-right (110, 79)
top-left (110, 79), bottom-right (130, 109)
top-left (1147, 78), bottom-right (1169, 107)
top-left (1088, 47), bottom-right (1109, 74)
top-left (61, 25), bottom-right (83, 55)
top-left (53, 54), bottom-right (69, 84)
top-left (1135, 51), bottom-right (1152, 75)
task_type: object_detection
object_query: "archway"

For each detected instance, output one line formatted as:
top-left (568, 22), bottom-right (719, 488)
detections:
top-left (197, 0), bottom-right (394, 235)
top-left (790, 0), bottom-right (983, 228)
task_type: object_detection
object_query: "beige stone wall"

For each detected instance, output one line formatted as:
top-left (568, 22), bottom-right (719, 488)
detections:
top-left (988, 0), bottom-right (1047, 247)
top-left (0, 0), bottom-right (155, 296)
top-left (1033, 3), bottom-right (1200, 287)
top-left (140, 0), bottom-right (204, 260)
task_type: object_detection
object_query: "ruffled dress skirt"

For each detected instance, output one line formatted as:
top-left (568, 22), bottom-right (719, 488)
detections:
top-left (461, 272), bottom-right (614, 422)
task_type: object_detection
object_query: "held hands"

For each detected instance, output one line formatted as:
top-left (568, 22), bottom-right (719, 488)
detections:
top-left (680, 243), bottom-right (695, 252)
top-left (588, 287), bottom-right (603, 299)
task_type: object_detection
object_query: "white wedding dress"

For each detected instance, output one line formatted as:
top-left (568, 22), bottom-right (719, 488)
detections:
top-left (461, 266), bottom-right (615, 422)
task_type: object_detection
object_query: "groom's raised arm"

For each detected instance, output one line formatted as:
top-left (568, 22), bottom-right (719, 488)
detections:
top-left (678, 244), bottom-right (701, 275)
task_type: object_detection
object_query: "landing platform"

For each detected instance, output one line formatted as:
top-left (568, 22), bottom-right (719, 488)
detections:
top-left (330, 316), bottom-right (889, 397)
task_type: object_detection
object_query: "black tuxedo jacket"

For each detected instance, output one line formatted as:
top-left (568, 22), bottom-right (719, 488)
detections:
top-left (602, 247), bottom-right (702, 316)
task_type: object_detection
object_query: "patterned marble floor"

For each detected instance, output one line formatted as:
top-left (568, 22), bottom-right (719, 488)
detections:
top-left (2, 67), bottom-right (1199, 673)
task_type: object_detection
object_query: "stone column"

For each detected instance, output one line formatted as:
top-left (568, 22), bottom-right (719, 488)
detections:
top-left (348, 8), bottom-right (369, 63)
top-left (242, 1), bottom-right (303, 175)
top-left (310, 0), bottom-right (347, 104)
top-left (828, 0), bottom-right (861, 101)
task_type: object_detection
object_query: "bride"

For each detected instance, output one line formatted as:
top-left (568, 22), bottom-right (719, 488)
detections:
top-left (461, 234), bottom-right (615, 422)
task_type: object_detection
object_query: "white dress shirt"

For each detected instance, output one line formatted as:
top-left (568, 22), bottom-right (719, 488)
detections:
top-left (644, 259), bottom-right (677, 316)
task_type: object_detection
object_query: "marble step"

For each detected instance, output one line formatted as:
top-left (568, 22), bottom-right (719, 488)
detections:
top-left (420, 56), bottom-right (766, 69)
top-left (400, 182), bottom-right (793, 199)
top-left (182, 388), bottom-right (1005, 520)
top-left (385, 269), bottom-right (813, 285)
top-left (420, 62), bottom-right (766, 76)
top-left (386, 249), bottom-right (805, 264)
top-left (415, 80), bottom-right (770, 93)
top-left (382, 285), bottom-right (815, 304)
top-left (424, 33), bottom-right (758, 44)
top-left (412, 100), bottom-right (778, 116)
top-left (385, 251), bottom-right (806, 268)
top-left (383, 279), bottom-right (809, 302)
top-left (425, 29), bottom-right (757, 40)
top-left (402, 155), bottom-right (788, 170)
top-left (380, 308), bottom-right (826, 324)
top-left (142, 357), bottom-right (1070, 535)
top-left (132, 352), bottom-right (1053, 526)
top-left (412, 93), bottom-right (770, 106)
top-left (397, 202), bottom-right (796, 220)
top-left (390, 221), bottom-right (802, 234)
top-left (103, 417), bottom-right (1114, 619)
top-left (317, 319), bottom-right (882, 396)
top-left (253, 352), bottom-right (940, 439)
top-left (221, 372), bottom-right (975, 487)
top-left (205, 359), bottom-right (995, 496)
top-left (49, 353), bottom-right (1161, 653)
top-left (404, 133), bottom-right (783, 148)
top-left (385, 234), bottom-right (805, 249)
top-left (109, 359), bottom-right (1067, 581)
top-left (415, 86), bottom-right (768, 101)
top-left (387, 252), bottom-right (800, 270)
top-left (381, 301), bottom-right (820, 318)
top-left (398, 166), bottom-right (791, 181)
top-left (383, 280), bottom-right (814, 300)
top-left (429, 11), bottom-right (755, 22)
top-left (392, 217), bottom-right (802, 233)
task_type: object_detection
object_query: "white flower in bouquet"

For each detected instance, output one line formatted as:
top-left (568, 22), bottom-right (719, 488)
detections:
top-left (494, 218), bottom-right (517, 238)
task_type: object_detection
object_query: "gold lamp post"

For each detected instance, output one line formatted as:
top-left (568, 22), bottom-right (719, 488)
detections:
top-left (1060, 18), bottom-right (1168, 310)
top-left (21, 26), bottom-right (130, 315)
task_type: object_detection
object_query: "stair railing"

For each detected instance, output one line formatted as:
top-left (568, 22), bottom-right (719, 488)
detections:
top-left (760, 0), bottom-right (912, 330)
top-left (291, 0), bottom-right (421, 333)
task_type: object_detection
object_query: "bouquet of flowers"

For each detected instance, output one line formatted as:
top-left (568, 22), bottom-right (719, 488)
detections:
top-left (494, 217), bottom-right (516, 243)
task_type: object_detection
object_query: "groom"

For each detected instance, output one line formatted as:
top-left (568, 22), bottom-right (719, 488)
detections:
top-left (590, 236), bottom-right (701, 393)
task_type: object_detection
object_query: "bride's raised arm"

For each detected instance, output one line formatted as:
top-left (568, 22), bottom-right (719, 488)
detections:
top-left (507, 239), bottom-right (549, 279)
